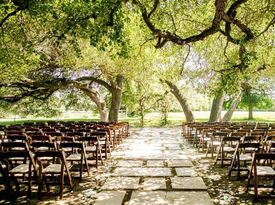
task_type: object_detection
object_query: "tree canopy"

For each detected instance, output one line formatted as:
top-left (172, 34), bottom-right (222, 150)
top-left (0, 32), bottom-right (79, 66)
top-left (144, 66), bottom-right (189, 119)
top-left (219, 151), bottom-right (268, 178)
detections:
top-left (0, 0), bottom-right (274, 122)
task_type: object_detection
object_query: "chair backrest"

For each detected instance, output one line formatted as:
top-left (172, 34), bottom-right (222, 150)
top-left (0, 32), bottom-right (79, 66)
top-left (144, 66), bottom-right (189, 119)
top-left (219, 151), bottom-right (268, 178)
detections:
top-left (222, 136), bottom-right (241, 142)
top-left (6, 130), bottom-right (24, 136)
top-left (35, 150), bottom-right (65, 159)
top-left (31, 141), bottom-right (57, 151)
top-left (60, 136), bottom-right (75, 142)
top-left (265, 135), bottom-right (275, 142)
top-left (237, 142), bottom-right (261, 153)
top-left (1, 141), bottom-right (29, 151)
top-left (6, 134), bottom-right (29, 142)
top-left (26, 131), bottom-right (44, 136)
top-left (252, 152), bottom-right (275, 162)
top-left (0, 149), bottom-right (37, 174)
top-left (213, 132), bottom-right (228, 136)
top-left (242, 135), bottom-right (262, 143)
top-left (59, 142), bottom-right (85, 154)
top-left (231, 132), bottom-right (247, 138)
top-left (0, 150), bottom-right (33, 162)
top-left (66, 132), bottom-right (84, 138)
top-left (78, 136), bottom-right (99, 145)
top-left (90, 131), bottom-right (107, 137)
top-left (30, 135), bottom-right (52, 142)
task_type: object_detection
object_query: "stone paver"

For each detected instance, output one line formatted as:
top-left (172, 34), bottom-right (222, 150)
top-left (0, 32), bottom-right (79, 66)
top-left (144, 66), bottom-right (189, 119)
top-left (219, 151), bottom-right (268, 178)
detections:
top-left (94, 191), bottom-right (126, 205)
top-left (171, 177), bottom-right (207, 190)
top-left (166, 191), bottom-right (213, 205)
top-left (101, 177), bottom-right (140, 190)
top-left (142, 178), bottom-right (167, 190)
top-left (96, 128), bottom-right (212, 205)
top-left (129, 191), bottom-right (213, 205)
top-left (146, 160), bottom-right (164, 167)
top-left (128, 191), bottom-right (168, 205)
top-left (116, 160), bottom-right (143, 167)
top-left (167, 159), bottom-right (193, 167)
top-left (112, 167), bottom-right (172, 177)
top-left (175, 167), bottom-right (197, 176)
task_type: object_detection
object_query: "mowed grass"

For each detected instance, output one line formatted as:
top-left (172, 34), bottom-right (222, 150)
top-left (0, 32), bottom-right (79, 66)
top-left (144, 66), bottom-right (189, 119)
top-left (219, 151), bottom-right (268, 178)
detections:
top-left (122, 111), bottom-right (275, 127)
top-left (1, 111), bottom-right (274, 127)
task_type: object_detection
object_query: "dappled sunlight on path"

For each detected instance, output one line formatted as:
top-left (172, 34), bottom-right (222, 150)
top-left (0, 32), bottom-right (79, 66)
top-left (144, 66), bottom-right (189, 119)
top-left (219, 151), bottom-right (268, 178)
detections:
top-left (94, 127), bottom-right (213, 205)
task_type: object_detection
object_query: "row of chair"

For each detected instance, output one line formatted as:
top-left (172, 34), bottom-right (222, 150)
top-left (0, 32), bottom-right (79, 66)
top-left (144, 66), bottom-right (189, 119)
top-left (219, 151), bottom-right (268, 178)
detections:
top-left (0, 121), bottom-right (129, 199)
top-left (182, 122), bottom-right (275, 200)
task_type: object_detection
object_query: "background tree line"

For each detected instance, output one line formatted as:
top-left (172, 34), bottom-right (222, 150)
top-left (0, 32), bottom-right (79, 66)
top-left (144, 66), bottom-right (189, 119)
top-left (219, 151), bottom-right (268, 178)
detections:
top-left (0, 0), bottom-right (274, 125)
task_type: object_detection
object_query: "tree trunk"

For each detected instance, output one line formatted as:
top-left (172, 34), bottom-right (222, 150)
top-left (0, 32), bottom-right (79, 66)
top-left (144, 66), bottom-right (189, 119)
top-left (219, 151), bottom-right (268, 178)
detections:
top-left (98, 104), bottom-right (108, 122)
top-left (164, 80), bottom-right (194, 122)
top-left (222, 93), bottom-right (242, 122)
top-left (209, 92), bottom-right (225, 122)
top-left (139, 95), bottom-right (145, 127)
top-left (74, 83), bottom-right (108, 121)
top-left (247, 88), bottom-right (253, 120)
top-left (108, 75), bottom-right (123, 122)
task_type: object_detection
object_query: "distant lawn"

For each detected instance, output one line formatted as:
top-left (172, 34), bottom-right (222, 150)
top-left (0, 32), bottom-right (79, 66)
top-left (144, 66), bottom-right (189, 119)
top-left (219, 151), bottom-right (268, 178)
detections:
top-left (0, 111), bottom-right (274, 127)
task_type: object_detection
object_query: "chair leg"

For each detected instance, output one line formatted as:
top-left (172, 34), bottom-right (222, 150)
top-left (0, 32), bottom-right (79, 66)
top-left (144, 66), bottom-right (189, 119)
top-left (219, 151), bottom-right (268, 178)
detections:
top-left (38, 163), bottom-right (43, 199)
top-left (214, 147), bottom-right (221, 165)
top-left (80, 154), bottom-right (83, 181)
top-left (27, 165), bottom-right (32, 198)
top-left (60, 167), bottom-right (64, 199)
top-left (84, 153), bottom-right (90, 176)
top-left (253, 175), bottom-right (258, 200)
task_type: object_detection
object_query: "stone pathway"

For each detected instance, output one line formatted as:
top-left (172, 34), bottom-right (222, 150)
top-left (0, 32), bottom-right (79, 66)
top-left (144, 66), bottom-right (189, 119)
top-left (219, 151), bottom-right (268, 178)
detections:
top-left (94, 127), bottom-right (213, 205)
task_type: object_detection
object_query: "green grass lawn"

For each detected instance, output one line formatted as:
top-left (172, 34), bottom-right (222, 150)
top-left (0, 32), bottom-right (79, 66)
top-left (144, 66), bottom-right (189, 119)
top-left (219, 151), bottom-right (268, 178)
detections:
top-left (1, 111), bottom-right (274, 127)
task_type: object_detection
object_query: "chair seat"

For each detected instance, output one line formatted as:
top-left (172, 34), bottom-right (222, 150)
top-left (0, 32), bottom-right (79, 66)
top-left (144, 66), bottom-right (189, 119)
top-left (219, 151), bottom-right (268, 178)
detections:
top-left (252, 166), bottom-right (275, 176)
top-left (223, 147), bottom-right (235, 152)
top-left (245, 147), bottom-right (258, 152)
top-left (10, 164), bottom-right (29, 174)
top-left (208, 141), bottom-right (221, 146)
top-left (43, 164), bottom-right (62, 173)
top-left (86, 146), bottom-right (96, 152)
top-left (38, 156), bottom-right (54, 161)
top-left (239, 154), bottom-right (253, 161)
top-left (9, 157), bottom-right (26, 161)
top-left (201, 137), bottom-right (211, 141)
top-left (66, 154), bottom-right (81, 161)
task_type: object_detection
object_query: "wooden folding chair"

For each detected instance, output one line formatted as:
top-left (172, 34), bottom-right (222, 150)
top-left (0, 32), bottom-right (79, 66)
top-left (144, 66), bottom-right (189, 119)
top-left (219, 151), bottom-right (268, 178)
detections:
top-left (35, 150), bottom-right (73, 199)
top-left (0, 150), bottom-right (37, 197)
top-left (247, 153), bottom-right (275, 199)
top-left (59, 142), bottom-right (90, 181)
top-left (206, 132), bottom-right (228, 158)
top-left (228, 142), bottom-right (261, 180)
top-left (215, 136), bottom-right (240, 167)
top-left (78, 136), bottom-right (103, 168)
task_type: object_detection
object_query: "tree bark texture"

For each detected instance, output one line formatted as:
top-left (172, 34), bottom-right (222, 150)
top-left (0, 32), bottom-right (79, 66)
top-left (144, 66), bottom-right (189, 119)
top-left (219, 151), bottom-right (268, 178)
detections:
top-left (139, 95), bottom-right (145, 127)
top-left (247, 88), bottom-right (253, 120)
top-left (108, 75), bottom-right (123, 122)
top-left (209, 92), bottom-right (225, 122)
top-left (74, 83), bottom-right (108, 122)
top-left (164, 80), bottom-right (194, 122)
top-left (222, 93), bottom-right (242, 122)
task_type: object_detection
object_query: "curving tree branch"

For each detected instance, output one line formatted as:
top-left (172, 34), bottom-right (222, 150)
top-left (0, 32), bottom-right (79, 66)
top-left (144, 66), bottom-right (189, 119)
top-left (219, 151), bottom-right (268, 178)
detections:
top-left (75, 76), bottom-right (112, 91)
top-left (0, 8), bottom-right (20, 28)
top-left (134, 0), bottom-right (226, 48)
top-left (256, 16), bottom-right (275, 38)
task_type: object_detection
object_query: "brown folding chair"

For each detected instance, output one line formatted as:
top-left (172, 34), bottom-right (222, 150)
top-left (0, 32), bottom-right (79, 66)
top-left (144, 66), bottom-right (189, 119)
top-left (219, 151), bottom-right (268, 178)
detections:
top-left (228, 142), bottom-right (261, 180)
top-left (35, 150), bottom-right (73, 199)
top-left (247, 153), bottom-right (275, 199)
top-left (78, 136), bottom-right (103, 168)
top-left (215, 136), bottom-right (240, 167)
top-left (59, 142), bottom-right (90, 181)
top-left (0, 150), bottom-right (37, 197)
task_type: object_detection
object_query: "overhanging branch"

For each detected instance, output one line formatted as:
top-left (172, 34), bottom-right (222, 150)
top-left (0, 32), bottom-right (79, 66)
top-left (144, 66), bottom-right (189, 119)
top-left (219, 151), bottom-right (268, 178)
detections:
top-left (0, 8), bottom-right (20, 28)
top-left (135, 0), bottom-right (226, 48)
